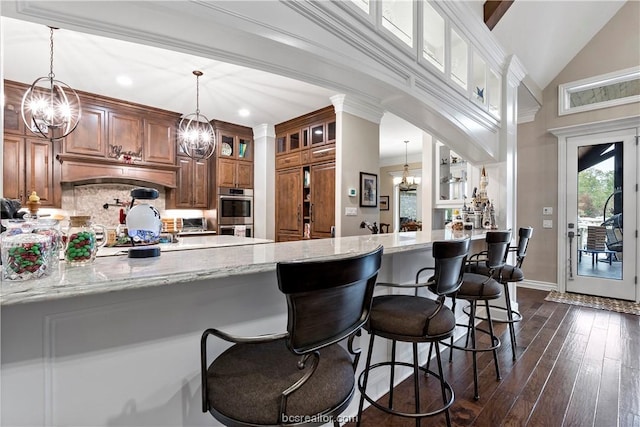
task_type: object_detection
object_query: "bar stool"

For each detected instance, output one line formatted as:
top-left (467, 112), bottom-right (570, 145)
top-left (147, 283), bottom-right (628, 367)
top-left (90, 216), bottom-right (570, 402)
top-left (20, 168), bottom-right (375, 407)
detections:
top-left (201, 246), bottom-right (383, 427)
top-left (449, 230), bottom-right (511, 400)
top-left (467, 227), bottom-right (533, 360)
top-left (357, 239), bottom-right (470, 427)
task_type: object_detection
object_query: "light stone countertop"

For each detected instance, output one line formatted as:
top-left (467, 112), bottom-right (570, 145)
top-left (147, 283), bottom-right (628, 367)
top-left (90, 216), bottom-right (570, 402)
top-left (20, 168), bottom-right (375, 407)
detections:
top-left (1, 230), bottom-right (486, 306)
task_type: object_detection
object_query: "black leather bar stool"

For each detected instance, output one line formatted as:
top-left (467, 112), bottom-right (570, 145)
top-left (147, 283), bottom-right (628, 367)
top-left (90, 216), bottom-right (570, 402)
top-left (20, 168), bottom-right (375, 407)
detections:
top-left (449, 230), bottom-right (511, 400)
top-left (201, 246), bottom-right (383, 427)
top-left (357, 239), bottom-right (470, 427)
top-left (467, 227), bottom-right (533, 360)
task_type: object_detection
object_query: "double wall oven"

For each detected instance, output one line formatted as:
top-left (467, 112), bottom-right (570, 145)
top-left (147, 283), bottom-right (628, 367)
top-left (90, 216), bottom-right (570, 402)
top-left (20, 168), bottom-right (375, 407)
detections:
top-left (217, 187), bottom-right (253, 237)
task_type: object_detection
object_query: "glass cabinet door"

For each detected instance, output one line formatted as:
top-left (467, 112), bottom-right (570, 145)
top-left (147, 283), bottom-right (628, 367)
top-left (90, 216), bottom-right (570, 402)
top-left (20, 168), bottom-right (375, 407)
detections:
top-left (450, 28), bottom-right (468, 90)
top-left (238, 136), bottom-right (252, 161)
top-left (472, 52), bottom-right (487, 106)
top-left (422, 1), bottom-right (445, 72)
top-left (487, 69), bottom-right (501, 119)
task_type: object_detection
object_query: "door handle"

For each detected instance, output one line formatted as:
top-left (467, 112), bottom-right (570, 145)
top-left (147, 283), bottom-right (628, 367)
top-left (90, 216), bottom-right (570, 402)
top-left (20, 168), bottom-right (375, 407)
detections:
top-left (310, 204), bottom-right (314, 223)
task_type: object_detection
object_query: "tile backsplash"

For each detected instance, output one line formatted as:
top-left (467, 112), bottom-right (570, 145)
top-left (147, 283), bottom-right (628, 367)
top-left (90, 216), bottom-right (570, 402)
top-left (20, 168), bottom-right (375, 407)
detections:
top-left (61, 184), bottom-right (166, 228)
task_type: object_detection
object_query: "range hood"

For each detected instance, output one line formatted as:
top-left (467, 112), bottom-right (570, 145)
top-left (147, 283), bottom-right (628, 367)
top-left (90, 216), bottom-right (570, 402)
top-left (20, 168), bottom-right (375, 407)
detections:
top-left (57, 154), bottom-right (179, 189)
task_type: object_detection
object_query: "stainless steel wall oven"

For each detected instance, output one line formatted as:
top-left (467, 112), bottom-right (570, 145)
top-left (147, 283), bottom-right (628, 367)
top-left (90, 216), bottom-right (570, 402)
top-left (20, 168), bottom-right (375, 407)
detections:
top-left (217, 187), bottom-right (253, 226)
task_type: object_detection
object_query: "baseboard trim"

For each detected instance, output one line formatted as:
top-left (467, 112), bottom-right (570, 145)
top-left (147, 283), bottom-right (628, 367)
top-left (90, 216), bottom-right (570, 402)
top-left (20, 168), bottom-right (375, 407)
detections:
top-left (518, 280), bottom-right (557, 292)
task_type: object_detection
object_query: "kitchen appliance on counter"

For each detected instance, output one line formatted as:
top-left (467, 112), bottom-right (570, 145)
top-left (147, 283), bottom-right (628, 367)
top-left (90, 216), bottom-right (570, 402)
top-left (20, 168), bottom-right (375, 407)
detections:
top-left (217, 188), bottom-right (253, 235)
top-left (181, 217), bottom-right (207, 232)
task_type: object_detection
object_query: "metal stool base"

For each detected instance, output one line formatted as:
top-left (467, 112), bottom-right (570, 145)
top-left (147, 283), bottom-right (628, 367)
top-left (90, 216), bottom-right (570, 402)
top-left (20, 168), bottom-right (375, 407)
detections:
top-left (357, 361), bottom-right (454, 419)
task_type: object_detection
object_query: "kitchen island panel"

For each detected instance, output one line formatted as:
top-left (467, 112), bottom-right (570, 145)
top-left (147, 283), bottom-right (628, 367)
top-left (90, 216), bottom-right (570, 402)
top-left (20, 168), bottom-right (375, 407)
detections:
top-left (1, 230), bottom-right (488, 426)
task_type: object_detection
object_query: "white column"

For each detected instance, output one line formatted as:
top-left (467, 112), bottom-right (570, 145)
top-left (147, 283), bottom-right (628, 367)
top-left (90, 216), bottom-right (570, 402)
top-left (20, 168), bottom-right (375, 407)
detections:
top-left (331, 94), bottom-right (385, 237)
top-left (502, 55), bottom-right (527, 232)
top-left (252, 123), bottom-right (275, 240)
top-left (421, 132), bottom-right (434, 233)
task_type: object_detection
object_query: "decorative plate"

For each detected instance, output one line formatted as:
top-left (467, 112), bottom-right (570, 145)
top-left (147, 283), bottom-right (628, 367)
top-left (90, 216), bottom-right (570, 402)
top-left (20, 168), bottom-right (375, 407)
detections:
top-left (221, 142), bottom-right (232, 156)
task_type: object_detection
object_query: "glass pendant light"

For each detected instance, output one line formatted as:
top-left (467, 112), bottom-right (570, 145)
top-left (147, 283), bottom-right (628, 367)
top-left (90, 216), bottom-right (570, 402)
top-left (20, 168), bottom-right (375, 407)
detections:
top-left (178, 70), bottom-right (216, 160)
top-left (21, 27), bottom-right (81, 141)
top-left (398, 140), bottom-right (418, 191)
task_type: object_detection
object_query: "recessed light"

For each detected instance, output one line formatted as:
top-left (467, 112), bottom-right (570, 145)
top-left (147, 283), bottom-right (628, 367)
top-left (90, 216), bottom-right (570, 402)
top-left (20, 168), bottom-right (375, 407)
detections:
top-left (116, 75), bottom-right (133, 86)
top-left (314, 129), bottom-right (323, 135)
top-left (238, 108), bottom-right (250, 117)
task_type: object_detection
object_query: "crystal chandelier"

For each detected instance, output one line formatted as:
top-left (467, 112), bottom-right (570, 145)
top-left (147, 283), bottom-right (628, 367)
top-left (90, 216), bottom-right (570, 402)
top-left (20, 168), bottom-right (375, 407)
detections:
top-left (178, 71), bottom-right (216, 160)
top-left (395, 140), bottom-right (420, 191)
top-left (21, 27), bottom-right (81, 141)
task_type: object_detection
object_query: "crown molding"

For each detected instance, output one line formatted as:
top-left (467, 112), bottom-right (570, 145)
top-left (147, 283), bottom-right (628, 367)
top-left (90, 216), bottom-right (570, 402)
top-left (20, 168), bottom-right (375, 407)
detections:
top-left (331, 94), bottom-right (385, 124)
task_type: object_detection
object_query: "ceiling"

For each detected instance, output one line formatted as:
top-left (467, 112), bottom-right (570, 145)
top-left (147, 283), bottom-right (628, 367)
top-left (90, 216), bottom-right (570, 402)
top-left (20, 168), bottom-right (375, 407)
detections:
top-left (1, 2), bottom-right (626, 162)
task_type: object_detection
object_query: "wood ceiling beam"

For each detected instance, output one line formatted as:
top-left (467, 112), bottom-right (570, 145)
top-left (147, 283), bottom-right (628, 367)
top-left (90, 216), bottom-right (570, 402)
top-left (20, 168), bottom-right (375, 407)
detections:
top-left (484, 0), bottom-right (515, 31)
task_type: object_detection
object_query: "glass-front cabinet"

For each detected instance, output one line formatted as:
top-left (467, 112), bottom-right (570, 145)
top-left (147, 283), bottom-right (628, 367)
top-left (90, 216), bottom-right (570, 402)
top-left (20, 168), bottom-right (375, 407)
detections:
top-left (434, 141), bottom-right (477, 207)
top-left (344, 0), bottom-right (504, 120)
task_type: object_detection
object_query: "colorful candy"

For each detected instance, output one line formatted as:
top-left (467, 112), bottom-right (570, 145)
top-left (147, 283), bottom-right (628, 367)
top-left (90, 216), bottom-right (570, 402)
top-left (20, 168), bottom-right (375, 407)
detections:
top-left (64, 231), bottom-right (97, 263)
top-left (2, 234), bottom-right (51, 280)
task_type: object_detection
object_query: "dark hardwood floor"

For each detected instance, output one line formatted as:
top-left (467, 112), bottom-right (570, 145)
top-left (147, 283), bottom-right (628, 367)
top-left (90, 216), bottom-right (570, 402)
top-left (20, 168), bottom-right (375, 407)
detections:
top-left (350, 287), bottom-right (640, 427)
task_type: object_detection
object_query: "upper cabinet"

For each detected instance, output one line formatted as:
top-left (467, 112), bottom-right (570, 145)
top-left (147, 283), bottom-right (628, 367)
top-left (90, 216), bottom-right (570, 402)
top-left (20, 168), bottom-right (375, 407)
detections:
top-left (2, 81), bottom-right (26, 136)
top-left (275, 106), bottom-right (336, 168)
top-left (214, 121), bottom-right (254, 189)
top-left (54, 88), bottom-right (182, 166)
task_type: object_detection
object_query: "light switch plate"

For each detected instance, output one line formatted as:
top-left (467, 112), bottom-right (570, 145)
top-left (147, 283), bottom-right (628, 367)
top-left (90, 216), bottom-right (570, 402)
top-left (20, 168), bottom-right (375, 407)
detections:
top-left (543, 219), bottom-right (553, 229)
top-left (543, 207), bottom-right (553, 215)
top-left (345, 207), bottom-right (358, 216)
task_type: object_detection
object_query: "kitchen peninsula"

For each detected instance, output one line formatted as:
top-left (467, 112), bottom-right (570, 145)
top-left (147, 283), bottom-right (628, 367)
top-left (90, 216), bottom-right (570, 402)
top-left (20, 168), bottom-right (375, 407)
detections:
top-left (1, 230), bottom-right (486, 427)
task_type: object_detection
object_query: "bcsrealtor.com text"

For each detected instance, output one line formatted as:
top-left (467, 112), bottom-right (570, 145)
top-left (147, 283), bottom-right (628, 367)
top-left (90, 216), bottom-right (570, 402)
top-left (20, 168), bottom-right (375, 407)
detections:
top-left (281, 414), bottom-right (358, 424)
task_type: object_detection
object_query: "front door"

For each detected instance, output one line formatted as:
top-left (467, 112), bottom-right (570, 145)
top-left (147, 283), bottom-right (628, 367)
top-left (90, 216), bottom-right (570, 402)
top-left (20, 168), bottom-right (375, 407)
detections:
top-left (565, 128), bottom-right (637, 300)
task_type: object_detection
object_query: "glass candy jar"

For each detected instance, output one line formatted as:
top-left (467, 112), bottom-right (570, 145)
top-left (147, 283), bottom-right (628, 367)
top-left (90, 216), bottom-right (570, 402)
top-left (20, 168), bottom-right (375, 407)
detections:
top-left (64, 216), bottom-right (106, 266)
top-left (32, 218), bottom-right (63, 270)
top-left (1, 233), bottom-right (53, 280)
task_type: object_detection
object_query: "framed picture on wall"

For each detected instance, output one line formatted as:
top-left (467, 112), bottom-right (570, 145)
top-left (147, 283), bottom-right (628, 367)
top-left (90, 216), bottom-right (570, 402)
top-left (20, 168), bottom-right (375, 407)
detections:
top-left (379, 195), bottom-right (389, 211)
top-left (359, 172), bottom-right (378, 207)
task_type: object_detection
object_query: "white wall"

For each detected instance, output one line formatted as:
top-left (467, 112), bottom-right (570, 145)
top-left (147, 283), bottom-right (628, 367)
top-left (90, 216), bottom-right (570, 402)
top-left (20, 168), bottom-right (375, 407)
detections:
top-left (252, 124), bottom-right (275, 240)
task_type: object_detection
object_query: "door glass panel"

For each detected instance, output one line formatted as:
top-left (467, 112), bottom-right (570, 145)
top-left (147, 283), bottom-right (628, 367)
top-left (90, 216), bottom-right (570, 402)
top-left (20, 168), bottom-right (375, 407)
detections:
top-left (311, 124), bottom-right (324, 145)
top-left (450, 29), bottom-right (468, 90)
top-left (277, 136), bottom-right (286, 153)
top-left (382, 0), bottom-right (413, 47)
top-left (422, 1), bottom-right (444, 72)
top-left (576, 142), bottom-right (622, 280)
top-left (487, 69), bottom-right (501, 118)
top-left (350, 0), bottom-right (370, 14)
top-left (472, 52), bottom-right (486, 105)
top-left (238, 137), bottom-right (250, 160)
top-left (289, 131), bottom-right (300, 151)
top-left (327, 121), bottom-right (336, 142)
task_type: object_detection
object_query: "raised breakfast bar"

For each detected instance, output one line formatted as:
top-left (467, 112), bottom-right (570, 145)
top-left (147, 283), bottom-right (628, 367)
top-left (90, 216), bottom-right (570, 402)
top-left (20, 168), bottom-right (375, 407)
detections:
top-left (1, 230), bottom-right (488, 426)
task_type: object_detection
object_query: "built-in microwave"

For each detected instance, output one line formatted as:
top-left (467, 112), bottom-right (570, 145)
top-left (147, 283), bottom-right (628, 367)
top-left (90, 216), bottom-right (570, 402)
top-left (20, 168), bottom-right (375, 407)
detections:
top-left (218, 224), bottom-right (253, 238)
top-left (218, 187), bottom-right (253, 225)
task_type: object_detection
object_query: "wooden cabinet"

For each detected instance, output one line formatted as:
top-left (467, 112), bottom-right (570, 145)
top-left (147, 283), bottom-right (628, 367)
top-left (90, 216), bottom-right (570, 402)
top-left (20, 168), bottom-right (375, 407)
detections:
top-left (214, 121), bottom-right (254, 189)
top-left (275, 162), bottom-right (335, 242)
top-left (51, 84), bottom-right (180, 166)
top-left (275, 106), bottom-right (336, 242)
top-left (275, 167), bottom-right (303, 241)
top-left (175, 156), bottom-right (208, 208)
top-left (3, 135), bottom-right (58, 207)
top-left (64, 103), bottom-right (107, 157)
top-left (217, 158), bottom-right (253, 188)
top-left (3, 81), bottom-right (26, 136)
top-left (107, 111), bottom-right (142, 160)
top-left (308, 162), bottom-right (335, 238)
top-left (143, 117), bottom-right (176, 165)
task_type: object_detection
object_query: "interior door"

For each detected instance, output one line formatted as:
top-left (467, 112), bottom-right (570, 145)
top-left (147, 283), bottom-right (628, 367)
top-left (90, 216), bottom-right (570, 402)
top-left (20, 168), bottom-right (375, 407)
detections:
top-left (565, 128), bottom-right (637, 301)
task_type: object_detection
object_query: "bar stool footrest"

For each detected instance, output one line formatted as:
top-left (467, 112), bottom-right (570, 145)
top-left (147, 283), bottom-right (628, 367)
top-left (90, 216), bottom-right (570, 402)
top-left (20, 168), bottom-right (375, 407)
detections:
top-left (462, 305), bottom-right (523, 324)
top-left (357, 361), bottom-right (454, 419)
top-left (446, 323), bottom-right (501, 353)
